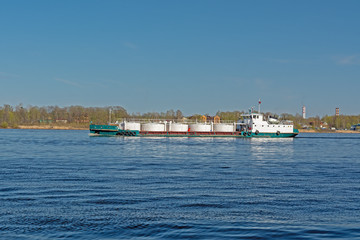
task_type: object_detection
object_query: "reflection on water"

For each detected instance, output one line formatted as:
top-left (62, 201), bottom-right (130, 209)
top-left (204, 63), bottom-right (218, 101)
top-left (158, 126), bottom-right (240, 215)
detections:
top-left (250, 138), bottom-right (294, 160)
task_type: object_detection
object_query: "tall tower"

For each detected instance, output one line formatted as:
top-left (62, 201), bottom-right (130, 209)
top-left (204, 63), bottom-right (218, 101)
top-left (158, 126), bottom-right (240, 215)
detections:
top-left (302, 106), bottom-right (306, 119)
top-left (335, 108), bottom-right (339, 116)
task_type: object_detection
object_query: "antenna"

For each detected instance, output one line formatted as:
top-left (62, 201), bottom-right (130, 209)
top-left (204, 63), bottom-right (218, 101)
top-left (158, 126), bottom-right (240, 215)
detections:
top-left (258, 99), bottom-right (261, 113)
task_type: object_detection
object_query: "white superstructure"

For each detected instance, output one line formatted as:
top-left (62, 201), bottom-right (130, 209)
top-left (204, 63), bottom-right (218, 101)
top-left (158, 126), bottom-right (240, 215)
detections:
top-left (237, 113), bottom-right (294, 135)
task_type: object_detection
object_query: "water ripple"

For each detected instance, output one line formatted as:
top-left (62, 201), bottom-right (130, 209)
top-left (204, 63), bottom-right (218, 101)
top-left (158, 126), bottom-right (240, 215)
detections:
top-left (1, 130), bottom-right (360, 239)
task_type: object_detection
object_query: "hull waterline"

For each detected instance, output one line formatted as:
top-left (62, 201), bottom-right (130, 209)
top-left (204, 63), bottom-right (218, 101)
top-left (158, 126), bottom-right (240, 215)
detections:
top-left (89, 125), bottom-right (299, 138)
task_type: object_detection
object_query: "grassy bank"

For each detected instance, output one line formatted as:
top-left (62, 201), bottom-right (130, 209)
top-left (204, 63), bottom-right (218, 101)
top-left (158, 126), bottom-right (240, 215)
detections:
top-left (6, 125), bottom-right (88, 130)
top-left (299, 129), bottom-right (360, 134)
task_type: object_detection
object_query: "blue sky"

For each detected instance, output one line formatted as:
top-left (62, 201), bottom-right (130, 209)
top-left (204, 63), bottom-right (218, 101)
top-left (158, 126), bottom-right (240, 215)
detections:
top-left (1, 0), bottom-right (359, 117)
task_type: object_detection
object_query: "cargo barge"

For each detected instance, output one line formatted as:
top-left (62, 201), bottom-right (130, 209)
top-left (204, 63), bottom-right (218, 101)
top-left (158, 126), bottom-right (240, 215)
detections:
top-left (90, 112), bottom-right (299, 138)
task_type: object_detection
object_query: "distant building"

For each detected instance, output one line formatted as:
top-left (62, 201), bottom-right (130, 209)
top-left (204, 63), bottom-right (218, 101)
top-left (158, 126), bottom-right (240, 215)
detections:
top-left (188, 115), bottom-right (220, 123)
top-left (335, 108), bottom-right (339, 116)
top-left (39, 119), bottom-right (52, 124)
top-left (302, 106), bottom-right (306, 119)
top-left (206, 115), bottom-right (220, 123)
top-left (56, 119), bottom-right (68, 124)
top-left (320, 122), bottom-right (328, 129)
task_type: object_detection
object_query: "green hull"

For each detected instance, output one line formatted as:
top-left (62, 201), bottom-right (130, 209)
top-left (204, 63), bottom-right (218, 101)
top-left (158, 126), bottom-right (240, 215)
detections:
top-left (89, 125), bottom-right (298, 138)
top-left (250, 132), bottom-right (298, 138)
top-left (90, 125), bottom-right (139, 136)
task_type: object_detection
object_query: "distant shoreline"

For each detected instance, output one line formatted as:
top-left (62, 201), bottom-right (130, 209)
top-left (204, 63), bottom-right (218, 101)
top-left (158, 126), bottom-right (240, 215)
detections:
top-left (299, 129), bottom-right (360, 134)
top-left (16, 125), bottom-right (87, 130)
top-left (1, 125), bottom-right (359, 134)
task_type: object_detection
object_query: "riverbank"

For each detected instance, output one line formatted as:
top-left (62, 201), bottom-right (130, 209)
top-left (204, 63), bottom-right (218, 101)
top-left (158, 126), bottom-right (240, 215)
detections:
top-left (299, 129), bottom-right (360, 134)
top-left (16, 125), bottom-right (87, 130)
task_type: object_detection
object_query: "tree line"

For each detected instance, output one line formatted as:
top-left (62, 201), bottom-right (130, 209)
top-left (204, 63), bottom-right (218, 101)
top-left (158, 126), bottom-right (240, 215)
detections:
top-left (0, 104), bottom-right (184, 128)
top-left (0, 104), bottom-right (359, 130)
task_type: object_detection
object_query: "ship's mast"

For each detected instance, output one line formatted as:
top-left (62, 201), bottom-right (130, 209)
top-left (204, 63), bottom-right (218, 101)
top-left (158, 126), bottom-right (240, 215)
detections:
top-left (258, 99), bottom-right (261, 114)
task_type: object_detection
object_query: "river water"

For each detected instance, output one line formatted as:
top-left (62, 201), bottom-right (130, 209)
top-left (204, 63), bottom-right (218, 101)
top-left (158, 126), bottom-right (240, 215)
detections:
top-left (1, 129), bottom-right (360, 239)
